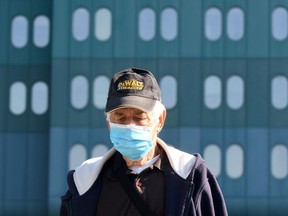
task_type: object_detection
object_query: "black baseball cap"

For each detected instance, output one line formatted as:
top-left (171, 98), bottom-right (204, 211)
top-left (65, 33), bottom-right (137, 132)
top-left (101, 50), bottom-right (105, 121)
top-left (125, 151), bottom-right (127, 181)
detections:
top-left (105, 68), bottom-right (161, 113)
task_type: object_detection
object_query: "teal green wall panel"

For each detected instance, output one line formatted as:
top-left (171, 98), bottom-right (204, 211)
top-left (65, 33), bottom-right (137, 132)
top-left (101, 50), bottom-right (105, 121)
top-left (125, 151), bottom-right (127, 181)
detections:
top-left (270, 199), bottom-right (288, 216)
top-left (247, 199), bottom-right (269, 216)
top-left (52, 0), bottom-right (70, 58)
top-left (179, 59), bottom-right (202, 127)
top-left (247, 60), bottom-right (269, 127)
top-left (247, 0), bottom-right (269, 58)
top-left (50, 59), bottom-right (69, 126)
top-left (0, 67), bottom-right (8, 131)
top-left (180, 0), bottom-right (202, 57)
top-left (114, 1), bottom-right (136, 58)
top-left (0, 1), bottom-right (9, 64)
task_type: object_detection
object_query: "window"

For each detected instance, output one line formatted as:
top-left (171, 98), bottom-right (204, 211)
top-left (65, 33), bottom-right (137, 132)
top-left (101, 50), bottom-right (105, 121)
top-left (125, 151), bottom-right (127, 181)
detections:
top-left (69, 144), bottom-right (87, 170)
top-left (204, 75), bottom-right (222, 109)
top-left (226, 144), bottom-right (244, 179)
top-left (227, 75), bottom-right (244, 110)
top-left (203, 144), bottom-right (221, 177)
top-left (271, 76), bottom-right (288, 109)
top-left (31, 82), bottom-right (49, 115)
top-left (271, 144), bottom-right (288, 179)
top-left (93, 75), bottom-right (110, 109)
top-left (11, 15), bottom-right (28, 48)
top-left (71, 75), bottom-right (89, 109)
top-left (272, 7), bottom-right (288, 41)
top-left (160, 75), bottom-right (177, 109)
top-left (205, 8), bottom-right (222, 41)
top-left (33, 15), bottom-right (50, 47)
top-left (92, 144), bottom-right (109, 157)
top-left (9, 82), bottom-right (27, 115)
top-left (95, 8), bottom-right (112, 41)
top-left (227, 8), bottom-right (244, 41)
top-left (139, 8), bottom-right (156, 41)
top-left (72, 8), bottom-right (90, 41)
top-left (161, 8), bottom-right (178, 41)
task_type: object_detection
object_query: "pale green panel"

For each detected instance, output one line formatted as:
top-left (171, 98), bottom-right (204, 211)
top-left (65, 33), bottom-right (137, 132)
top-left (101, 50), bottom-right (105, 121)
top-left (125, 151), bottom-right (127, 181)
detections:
top-left (68, 60), bottom-right (92, 127)
top-left (269, 59), bottom-right (288, 127)
top-left (202, 1), bottom-right (224, 57)
top-left (270, 0), bottom-right (288, 57)
top-left (158, 59), bottom-right (180, 127)
top-left (224, 59), bottom-right (246, 127)
top-left (114, 0), bottom-right (136, 58)
top-left (247, 0), bottom-right (269, 58)
top-left (135, 1), bottom-right (158, 58)
top-left (92, 0), bottom-right (114, 58)
top-left (223, 0), bottom-right (247, 58)
top-left (159, 1), bottom-right (180, 58)
top-left (29, 0), bottom-right (51, 64)
top-left (52, 0), bottom-right (70, 58)
top-left (70, 1), bottom-right (93, 58)
top-left (180, 0), bottom-right (202, 57)
top-left (201, 59), bottom-right (224, 127)
top-left (8, 1), bottom-right (31, 64)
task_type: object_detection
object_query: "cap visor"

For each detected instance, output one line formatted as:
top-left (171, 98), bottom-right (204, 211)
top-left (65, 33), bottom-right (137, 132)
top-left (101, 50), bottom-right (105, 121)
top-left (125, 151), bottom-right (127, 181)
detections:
top-left (106, 96), bottom-right (156, 113)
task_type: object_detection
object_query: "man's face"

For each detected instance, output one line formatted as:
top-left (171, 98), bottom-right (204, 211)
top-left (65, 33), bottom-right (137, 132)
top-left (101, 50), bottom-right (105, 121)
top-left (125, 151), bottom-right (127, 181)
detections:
top-left (109, 108), bottom-right (153, 127)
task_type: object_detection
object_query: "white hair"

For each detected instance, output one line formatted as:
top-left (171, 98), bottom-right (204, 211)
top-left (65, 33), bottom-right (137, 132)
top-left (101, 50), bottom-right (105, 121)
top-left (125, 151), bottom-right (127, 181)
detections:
top-left (105, 101), bottom-right (165, 122)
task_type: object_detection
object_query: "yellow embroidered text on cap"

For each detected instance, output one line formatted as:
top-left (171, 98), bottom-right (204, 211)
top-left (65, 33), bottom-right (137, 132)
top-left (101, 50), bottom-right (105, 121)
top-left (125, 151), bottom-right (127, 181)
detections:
top-left (117, 80), bottom-right (144, 91)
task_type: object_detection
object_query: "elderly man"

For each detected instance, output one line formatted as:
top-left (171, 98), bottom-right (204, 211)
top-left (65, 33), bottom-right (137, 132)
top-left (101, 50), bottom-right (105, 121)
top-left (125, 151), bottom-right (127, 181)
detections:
top-left (60, 68), bottom-right (228, 216)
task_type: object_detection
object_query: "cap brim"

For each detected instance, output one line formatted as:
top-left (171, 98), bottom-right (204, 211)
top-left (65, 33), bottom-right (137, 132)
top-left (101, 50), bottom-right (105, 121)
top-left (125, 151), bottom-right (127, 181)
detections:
top-left (106, 96), bottom-right (156, 113)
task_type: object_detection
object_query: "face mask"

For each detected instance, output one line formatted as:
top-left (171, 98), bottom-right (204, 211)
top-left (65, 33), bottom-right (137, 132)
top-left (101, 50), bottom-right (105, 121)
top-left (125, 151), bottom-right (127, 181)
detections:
top-left (109, 122), bottom-right (156, 161)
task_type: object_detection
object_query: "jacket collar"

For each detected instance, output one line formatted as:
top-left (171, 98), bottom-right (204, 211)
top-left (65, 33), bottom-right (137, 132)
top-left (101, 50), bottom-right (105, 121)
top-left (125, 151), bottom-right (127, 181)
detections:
top-left (74, 138), bottom-right (196, 195)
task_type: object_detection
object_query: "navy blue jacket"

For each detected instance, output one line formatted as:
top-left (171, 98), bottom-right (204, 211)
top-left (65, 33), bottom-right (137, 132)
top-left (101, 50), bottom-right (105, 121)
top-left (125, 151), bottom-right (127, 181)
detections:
top-left (60, 141), bottom-right (228, 216)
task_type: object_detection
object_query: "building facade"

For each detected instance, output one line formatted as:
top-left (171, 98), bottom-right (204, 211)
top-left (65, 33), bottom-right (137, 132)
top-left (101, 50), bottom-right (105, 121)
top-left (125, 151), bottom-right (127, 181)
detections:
top-left (0, 0), bottom-right (288, 215)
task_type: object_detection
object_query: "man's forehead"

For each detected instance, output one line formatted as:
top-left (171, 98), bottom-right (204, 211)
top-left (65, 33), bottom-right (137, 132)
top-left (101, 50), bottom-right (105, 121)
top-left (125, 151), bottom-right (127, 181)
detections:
top-left (112, 107), bottom-right (148, 115)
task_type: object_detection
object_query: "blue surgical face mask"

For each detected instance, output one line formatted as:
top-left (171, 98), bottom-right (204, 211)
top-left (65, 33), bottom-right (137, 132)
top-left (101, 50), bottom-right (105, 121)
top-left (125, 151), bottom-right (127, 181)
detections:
top-left (109, 122), bottom-right (156, 161)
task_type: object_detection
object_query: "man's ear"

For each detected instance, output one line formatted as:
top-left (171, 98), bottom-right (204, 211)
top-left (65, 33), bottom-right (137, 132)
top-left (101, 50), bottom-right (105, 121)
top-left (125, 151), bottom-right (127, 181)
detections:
top-left (157, 109), bottom-right (166, 134)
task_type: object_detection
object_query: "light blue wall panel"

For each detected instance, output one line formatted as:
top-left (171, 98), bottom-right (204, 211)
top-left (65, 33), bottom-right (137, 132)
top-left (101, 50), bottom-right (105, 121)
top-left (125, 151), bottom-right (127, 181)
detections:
top-left (48, 128), bottom-right (69, 215)
top-left (270, 128), bottom-right (288, 197)
top-left (247, 129), bottom-right (269, 196)
top-left (179, 128), bottom-right (201, 154)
